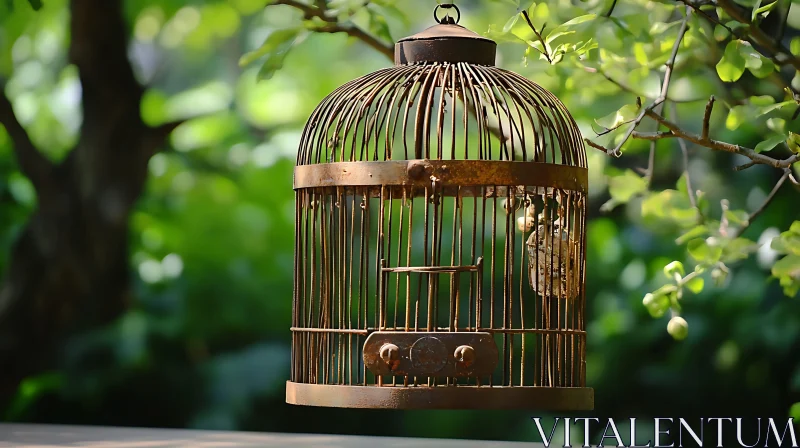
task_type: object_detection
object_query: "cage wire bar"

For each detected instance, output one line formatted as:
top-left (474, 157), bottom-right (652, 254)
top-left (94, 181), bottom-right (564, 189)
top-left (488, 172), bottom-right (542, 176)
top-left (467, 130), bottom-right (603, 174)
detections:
top-left (287, 3), bottom-right (593, 410)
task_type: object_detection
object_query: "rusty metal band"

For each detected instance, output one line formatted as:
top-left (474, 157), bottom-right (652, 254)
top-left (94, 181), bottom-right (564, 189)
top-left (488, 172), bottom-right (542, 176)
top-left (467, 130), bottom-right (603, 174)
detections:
top-left (395, 39), bottom-right (496, 65)
top-left (285, 382), bottom-right (594, 410)
top-left (294, 160), bottom-right (588, 193)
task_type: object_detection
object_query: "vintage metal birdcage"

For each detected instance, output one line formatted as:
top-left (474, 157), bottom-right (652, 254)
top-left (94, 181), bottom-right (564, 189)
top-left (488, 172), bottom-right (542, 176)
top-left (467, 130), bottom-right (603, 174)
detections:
top-left (287, 4), bottom-right (592, 410)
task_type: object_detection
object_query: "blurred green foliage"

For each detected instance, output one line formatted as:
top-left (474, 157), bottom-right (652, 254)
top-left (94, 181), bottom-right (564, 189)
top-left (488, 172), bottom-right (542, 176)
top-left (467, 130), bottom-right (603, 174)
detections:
top-left (1, 0), bottom-right (800, 443)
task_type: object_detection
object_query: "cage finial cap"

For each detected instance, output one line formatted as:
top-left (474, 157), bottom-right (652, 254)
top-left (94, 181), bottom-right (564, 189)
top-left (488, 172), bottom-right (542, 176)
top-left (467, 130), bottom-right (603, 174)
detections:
top-left (394, 4), bottom-right (497, 66)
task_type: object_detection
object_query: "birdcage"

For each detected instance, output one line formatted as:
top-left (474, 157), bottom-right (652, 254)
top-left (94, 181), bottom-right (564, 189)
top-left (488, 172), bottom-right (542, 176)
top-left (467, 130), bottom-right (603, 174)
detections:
top-left (287, 3), bottom-right (592, 410)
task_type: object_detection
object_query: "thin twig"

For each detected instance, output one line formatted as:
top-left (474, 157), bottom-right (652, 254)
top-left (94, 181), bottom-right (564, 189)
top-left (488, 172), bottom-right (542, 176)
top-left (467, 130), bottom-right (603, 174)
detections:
top-left (581, 65), bottom-right (706, 103)
top-left (590, 6), bottom-right (692, 156)
top-left (522, 11), bottom-right (552, 63)
top-left (645, 141), bottom-right (657, 185)
top-left (584, 138), bottom-right (609, 153)
top-left (604, 0), bottom-right (618, 17)
top-left (734, 170), bottom-right (790, 238)
top-left (702, 96), bottom-right (715, 141)
top-left (644, 102), bottom-right (666, 186)
top-left (734, 161), bottom-right (758, 171)
top-left (272, 0), bottom-right (393, 59)
top-left (670, 102), bottom-right (703, 223)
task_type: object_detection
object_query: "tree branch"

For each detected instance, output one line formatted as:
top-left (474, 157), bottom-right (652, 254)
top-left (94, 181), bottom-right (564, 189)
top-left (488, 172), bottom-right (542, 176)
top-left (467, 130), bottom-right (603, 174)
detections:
top-left (631, 130), bottom-right (677, 140)
top-left (716, 0), bottom-right (800, 73)
top-left (645, 109), bottom-right (800, 170)
top-left (272, 0), bottom-right (393, 60)
top-left (0, 89), bottom-right (56, 194)
top-left (522, 11), bottom-right (552, 64)
top-left (580, 65), bottom-right (706, 103)
top-left (734, 170), bottom-right (790, 238)
top-left (588, 6), bottom-right (692, 156)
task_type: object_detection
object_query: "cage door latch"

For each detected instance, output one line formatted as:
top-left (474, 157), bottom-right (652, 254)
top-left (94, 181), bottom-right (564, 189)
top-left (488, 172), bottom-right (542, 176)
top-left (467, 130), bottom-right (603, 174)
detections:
top-left (363, 331), bottom-right (498, 378)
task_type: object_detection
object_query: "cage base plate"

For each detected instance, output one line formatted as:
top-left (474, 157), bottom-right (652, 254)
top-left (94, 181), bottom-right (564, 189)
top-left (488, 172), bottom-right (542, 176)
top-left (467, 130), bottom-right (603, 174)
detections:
top-left (285, 381), bottom-right (594, 410)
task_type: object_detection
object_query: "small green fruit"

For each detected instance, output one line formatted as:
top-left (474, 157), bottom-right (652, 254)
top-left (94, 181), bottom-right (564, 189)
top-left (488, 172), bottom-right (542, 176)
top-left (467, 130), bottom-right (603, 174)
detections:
top-left (667, 316), bottom-right (689, 341)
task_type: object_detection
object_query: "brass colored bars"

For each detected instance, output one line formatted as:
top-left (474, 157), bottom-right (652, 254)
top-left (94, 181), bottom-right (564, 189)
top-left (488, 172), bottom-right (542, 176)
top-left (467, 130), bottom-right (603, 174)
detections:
top-left (287, 7), bottom-right (592, 411)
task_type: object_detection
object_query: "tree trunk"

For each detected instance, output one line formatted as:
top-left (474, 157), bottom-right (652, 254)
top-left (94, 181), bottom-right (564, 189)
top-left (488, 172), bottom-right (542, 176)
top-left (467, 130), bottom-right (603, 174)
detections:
top-left (0, 0), bottom-right (176, 408)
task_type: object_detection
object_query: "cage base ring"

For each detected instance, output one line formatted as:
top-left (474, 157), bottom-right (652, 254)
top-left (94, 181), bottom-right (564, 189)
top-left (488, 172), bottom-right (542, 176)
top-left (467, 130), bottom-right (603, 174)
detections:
top-left (285, 381), bottom-right (594, 410)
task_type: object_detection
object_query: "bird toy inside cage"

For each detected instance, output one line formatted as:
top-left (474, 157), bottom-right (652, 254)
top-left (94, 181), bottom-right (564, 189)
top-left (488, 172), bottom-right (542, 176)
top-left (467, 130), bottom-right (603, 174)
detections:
top-left (517, 190), bottom-right (582, 302)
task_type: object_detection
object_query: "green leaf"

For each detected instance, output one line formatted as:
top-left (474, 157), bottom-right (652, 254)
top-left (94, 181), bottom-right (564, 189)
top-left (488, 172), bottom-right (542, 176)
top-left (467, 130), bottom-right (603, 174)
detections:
top-left (26, 0), bottom-right (41, 9)
top-left (240, 28), bottom-right (300, 68)
top-left (788, 132), bottom-right (800, 153)
top-left (545, 13), bottom-right (596, 44)
top-left (723, 208), bottom-right (749, 226)
top-left (686, 277), bottom-right (705, 294)
top-left (791, 402), bottom-right (800, 420)
top-left (713, 25), bottom-right (729, 41)
top-left (608, 169), bottom-right (647, 202)
top-left (575, 38), bottom-right (598, 55)
top-left (749, 95), bottom-right (775, 107)
top-left (372, 2), bottom-right (409, 26)
top-left (752, 0), bottom-right (778, 21)
top-left (722, 237), bottom-right (759, 262)
top-left (772, 254), bottom-right (800, 277)
top-left (792, 37), bottom-right (800, 56)
top-left (726, 105), bottom-right (754, 130)
top-left (503, 14), bottom-right (520, 33)
top-left (487, 25), bottom-right (527, 43)
top-left (772, 254), bottom-right (800, 297)
top-left (743, 47), bottom-right (775, 78)
top-left (367, 8), bottom-right (393, 43)
top-left (688, 238), bottom-right (723, 263)
top-left (642, 190), bottom-right (700, 228)
top-left (664, 261), bottom-right (685, 278)
top-left (633, 43), bottom-right (648, 66)
top-left (676, 225), bottom-right (709, 245)
top-left (240, 28), bottom-right (309, 80)
top-left (767, 117), bottom-right (787, 133)
top-left (595, 103), bottom-right (639, 129)
top-left (716, 40), bottom-right (747, 82)
top-left (770, 227), bottom-right (800, 256)
top-left (546, 30), bottom-right (576, 45)
top-left (643, 286), bottom-right (676, 318)
top-left (560, 13), bottom-right (597, 27)
top-left (755, 133), bottom-right (788, 152)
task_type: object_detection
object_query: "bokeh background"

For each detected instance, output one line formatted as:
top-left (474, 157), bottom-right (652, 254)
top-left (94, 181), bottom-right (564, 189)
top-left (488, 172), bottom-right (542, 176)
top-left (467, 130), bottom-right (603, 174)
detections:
top-left (1, 0), bottom-right (799, 444)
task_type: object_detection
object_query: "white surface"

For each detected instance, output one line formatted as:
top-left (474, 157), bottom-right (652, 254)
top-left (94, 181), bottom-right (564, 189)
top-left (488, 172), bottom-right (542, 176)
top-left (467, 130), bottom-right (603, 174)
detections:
top-left (0, 424), bottom-right (544, 448)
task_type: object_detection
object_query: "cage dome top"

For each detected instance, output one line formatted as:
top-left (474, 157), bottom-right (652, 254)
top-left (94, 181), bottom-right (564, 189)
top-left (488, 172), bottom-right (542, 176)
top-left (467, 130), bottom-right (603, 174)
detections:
top-left (294, 2), bottom-right (587, 195)
top-left (395, 5), bottom-right (496, 66)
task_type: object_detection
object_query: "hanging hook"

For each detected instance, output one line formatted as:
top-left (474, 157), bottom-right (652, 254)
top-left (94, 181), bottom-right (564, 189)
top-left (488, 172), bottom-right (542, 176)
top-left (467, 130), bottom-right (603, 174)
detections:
top-left (434, 3), bottom-right (461, 25)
